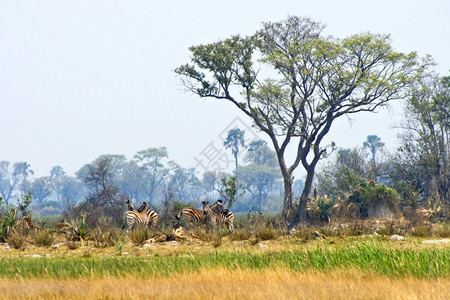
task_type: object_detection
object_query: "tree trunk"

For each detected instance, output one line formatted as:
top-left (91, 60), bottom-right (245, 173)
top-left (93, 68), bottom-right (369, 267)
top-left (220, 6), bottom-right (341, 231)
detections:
top-left (282, 174), bottom-right (293, 223)
top-left (289, 167), bottom-right (314, 229)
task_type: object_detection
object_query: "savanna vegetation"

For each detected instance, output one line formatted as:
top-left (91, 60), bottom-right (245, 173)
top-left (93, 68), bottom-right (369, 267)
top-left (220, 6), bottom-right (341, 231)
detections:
top-left (1, 15), bottom-right (449, 299)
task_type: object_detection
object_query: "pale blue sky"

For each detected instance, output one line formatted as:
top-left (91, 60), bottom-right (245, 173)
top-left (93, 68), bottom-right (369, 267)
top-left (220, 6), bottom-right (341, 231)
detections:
top-left (1, 0), bottom-right (449, 177)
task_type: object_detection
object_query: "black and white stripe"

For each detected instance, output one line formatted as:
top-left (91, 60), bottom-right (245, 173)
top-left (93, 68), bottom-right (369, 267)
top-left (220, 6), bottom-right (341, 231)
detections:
top-left (202, 201), bottom-right (235, 233)
top-left (123, 201), bottom-right (158, 230)
top-left (175, 200), bottom-right (227, 228)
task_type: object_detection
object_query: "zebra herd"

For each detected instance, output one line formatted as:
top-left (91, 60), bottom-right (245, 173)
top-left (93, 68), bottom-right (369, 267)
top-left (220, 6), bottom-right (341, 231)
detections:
top-left (123, 199), bottom-right (235, 233)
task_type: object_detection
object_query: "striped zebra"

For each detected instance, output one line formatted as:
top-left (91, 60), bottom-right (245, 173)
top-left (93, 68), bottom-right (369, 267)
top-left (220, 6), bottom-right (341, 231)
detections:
top-left (125, 199), bottom-right (147, 212)
top-left (202, 200), bottom-right (235, 233)
top-left (125, 199), bottom-right (134, 211)
top-left (175, 200), bottom-right (227, 229)
top-left (123, 201), bottom-right (158, 231)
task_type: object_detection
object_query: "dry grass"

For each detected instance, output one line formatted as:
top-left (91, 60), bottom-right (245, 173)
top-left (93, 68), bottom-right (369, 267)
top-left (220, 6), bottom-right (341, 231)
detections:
top-left (0, 268), bottom-right (448, 300)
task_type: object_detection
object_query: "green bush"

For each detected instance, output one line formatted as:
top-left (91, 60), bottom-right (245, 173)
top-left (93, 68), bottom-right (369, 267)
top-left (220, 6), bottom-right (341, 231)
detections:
top-left (348, 180), bottom-right (400, 218)
top-left (308, 195), bottom-right (335, 223)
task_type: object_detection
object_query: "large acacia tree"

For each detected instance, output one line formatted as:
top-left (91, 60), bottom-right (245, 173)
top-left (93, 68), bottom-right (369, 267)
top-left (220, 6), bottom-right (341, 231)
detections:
top-left (176, 16), bottom-right (430, 227)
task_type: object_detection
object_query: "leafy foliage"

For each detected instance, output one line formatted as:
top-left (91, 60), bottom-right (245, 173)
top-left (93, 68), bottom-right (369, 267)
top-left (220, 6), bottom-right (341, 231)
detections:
top-left (176, 16), bottom-right (430, 226)
top-left (219, 176), bottom-right (245, 208)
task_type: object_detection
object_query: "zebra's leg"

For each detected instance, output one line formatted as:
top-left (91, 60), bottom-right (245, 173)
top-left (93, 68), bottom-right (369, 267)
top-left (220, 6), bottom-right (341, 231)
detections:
top-left (227, 221), bottom-right (235, 233)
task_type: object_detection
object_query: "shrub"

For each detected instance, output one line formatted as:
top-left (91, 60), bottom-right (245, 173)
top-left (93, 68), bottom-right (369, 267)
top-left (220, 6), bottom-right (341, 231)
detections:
top-left (435, 223), bottom-right (450, 238)
top-left (291, 227), bottom-right (315, 242)
top-left (92, 227), bottom-right (125, 248)
top-left (211, 235), bottom-right (222, 248)
top-left (0, 208), bottom-right (17, 242)
top-left (66, 241), bottom-right (80, 250)
top-left (307, 195), bottom-right (335, 224)
top-left (338, 222), bottom-right (371, 236)
top-left (129, 229), bottom-right (156, 246)
top-left (7, 231), bottom-right (27, 250)
top-left (411, 224), bottom-right (432, 237)
top-left (33, 230), bottom-right (54, 247)
top-left (229, 229), bottom-right (250, 241)
top-left (61, 211), bottom-right (90, 241)
top-left (348, 180), bottom-right (399, 218)
top-left (255, 226), bottom-right (277, 241)
top-left (376, 221), bottom-right (398, 236)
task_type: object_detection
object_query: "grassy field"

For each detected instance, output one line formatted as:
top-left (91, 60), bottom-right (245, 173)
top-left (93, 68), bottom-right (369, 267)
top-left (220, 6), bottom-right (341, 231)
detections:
top-left (0, 269), bottom-right (448, 299)
top-left (0, 242), bottom-right (448, 279)
top-left (0, 232), bottom-right (449, 299)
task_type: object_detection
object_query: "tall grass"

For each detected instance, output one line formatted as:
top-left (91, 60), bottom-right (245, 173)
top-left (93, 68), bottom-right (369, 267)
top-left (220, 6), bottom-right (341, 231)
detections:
top-left (1, 270), bottom-right (448, 300)
top-left (0, 242), bottom-right (448, 279)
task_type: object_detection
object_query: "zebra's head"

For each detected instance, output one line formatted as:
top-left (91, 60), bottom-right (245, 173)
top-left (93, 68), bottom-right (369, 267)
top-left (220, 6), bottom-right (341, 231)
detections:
top-left (137, 201), bottom-right (148, 213)
top-left (125, 199), bottom-right (134, 210)
top-left (212, 199), bottom-right (228, 213)
top-left (201, 201), bottom-right (210, 211)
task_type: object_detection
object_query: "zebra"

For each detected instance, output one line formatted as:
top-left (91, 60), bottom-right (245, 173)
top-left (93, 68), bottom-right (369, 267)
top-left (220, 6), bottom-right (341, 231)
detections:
top-left (175, 200), bottom-right (228, 229)
top-left (123, 201), bottom-right (158, 230)
top-left (125, 199), bottom-right (134, 211)
top-left (125, 199), bottom-right (147, 213)
top-left (202, 200), bottom-right (235, 233)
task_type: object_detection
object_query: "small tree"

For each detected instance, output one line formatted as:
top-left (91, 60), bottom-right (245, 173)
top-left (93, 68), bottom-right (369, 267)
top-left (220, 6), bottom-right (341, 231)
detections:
top-left (0, 161), bottom-right (33, 205)
top-left (223, 128), bottom-right (246, 170)
top-left (219, 176), bottom-right (245, 209)
top-left (50, 166), bottom-right (65, 202)
top-left (363, 135), bottom-right (385, 164)
top-left (74, 157), bottom-right (126, 227)
top-left (133, 147), bottom-right (172, 204)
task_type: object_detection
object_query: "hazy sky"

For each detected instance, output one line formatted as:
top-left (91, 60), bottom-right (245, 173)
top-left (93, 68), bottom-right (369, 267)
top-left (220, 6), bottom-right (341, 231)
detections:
top-left (1, 0), bottom-right (449, 178)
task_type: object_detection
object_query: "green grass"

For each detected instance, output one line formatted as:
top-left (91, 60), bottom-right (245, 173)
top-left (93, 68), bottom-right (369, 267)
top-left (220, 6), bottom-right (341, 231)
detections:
top-left (0, 242), bottom-right (448, 279)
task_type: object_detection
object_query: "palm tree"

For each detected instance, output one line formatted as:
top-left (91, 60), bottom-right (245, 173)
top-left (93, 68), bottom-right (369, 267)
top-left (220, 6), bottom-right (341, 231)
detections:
top-left (224, 128), bottom-right (246, 170)
top-left (363, 135), bottom-right (385, 164)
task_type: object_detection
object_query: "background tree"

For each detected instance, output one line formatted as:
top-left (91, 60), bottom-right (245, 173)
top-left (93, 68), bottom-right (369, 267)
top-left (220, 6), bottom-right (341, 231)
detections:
top-left (50, 166), bottom-right (65, 202)
top-left (74, 156), bottom-right (126, 227)
top-left (118, 160), bottom-right (147, 202)
top-left (390, 72), bottom-right (449, 214)
top-left (26, 176), bottom-right (53, 204)
top-left (363, 135), bottom-right (385, 164)
top-left (60, 175), bottom-right (85, 209)
top-left (133, 147), bottom-right (172, 205)
top-left (176, 16), bottom-right (429, 227)
top-left (169, 165), bottom-right (203, 203)
top-left (202, 170), bottom-right (228, 198)
top-left (223, 128), bottom-right (246, 170)
top-left (0, 161), bottom-right (33, 205)
top-left (236, 139), bottom-right (280, 211)
top-left (236, 165), bottom-right (279, 211)
top-left (246, 140), bottom-right (278, 167)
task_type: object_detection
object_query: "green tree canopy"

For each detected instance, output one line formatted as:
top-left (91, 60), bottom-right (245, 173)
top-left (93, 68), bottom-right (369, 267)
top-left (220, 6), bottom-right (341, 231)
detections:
top-left (176, 16), bottom-right (431, 227)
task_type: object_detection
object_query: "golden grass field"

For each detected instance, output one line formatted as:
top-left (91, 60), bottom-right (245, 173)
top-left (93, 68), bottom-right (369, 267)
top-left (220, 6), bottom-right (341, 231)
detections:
top-left (0, 223), bottom-right (449, 299)
top-left (0, 268), bottom-right (448, 300)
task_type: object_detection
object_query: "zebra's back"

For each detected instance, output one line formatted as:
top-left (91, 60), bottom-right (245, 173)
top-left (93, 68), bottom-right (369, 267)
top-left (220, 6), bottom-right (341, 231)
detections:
top-left (147, 210), bottom-right (158, 228)
top-left (123, 210), bottom-right (148, 230)
top-left (176, 207), bottom-right (206, 225)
